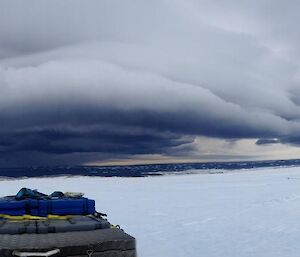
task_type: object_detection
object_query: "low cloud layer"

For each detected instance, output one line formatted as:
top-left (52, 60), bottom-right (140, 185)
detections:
top-left (1, 1), bottom-right (300, 166)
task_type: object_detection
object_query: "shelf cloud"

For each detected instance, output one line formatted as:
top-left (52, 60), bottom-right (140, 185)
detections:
top-left (1, 0), bottom-right (300, 166)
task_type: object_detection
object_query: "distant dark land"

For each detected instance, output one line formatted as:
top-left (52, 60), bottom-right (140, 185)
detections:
top-left (0, 159), bottom-right (300, 178)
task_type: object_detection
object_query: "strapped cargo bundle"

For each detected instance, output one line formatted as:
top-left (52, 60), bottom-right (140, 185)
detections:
top-left (0, 188), bottom-right (137, 257)
top-left (0, 188), bottom-right (95, 217)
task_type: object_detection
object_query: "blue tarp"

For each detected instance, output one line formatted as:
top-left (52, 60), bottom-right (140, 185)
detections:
top-left (0, 189), bottom-right (95, 216)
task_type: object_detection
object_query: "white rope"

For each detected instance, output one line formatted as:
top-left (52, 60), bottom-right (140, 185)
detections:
top-left (12, 248), bottom-right (60, 257)
top-left (87, 249), bottom-right (94, 257)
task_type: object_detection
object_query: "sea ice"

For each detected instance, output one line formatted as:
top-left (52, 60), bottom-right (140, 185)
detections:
top-left (1, 167), bottom-right (300, 257)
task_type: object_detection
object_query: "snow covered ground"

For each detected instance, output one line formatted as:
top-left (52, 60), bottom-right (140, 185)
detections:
top-left (1, 167), bottom-right (300, 257)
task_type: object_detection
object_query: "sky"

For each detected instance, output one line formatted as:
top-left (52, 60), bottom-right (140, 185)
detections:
top-left (1, 0), bottom-right (300, 167)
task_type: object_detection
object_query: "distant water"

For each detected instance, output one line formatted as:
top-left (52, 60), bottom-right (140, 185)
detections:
top-left (0, 159), bottom-right (300, 178)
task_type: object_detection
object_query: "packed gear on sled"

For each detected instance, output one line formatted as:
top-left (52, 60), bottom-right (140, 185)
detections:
top-left (0, 188), bottom-right (137, 257)
top-left (0, 188), bottom-right (95, 217)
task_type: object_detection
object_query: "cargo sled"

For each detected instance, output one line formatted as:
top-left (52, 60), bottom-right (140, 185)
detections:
top-left (0, 188), bottom-right (137, 257)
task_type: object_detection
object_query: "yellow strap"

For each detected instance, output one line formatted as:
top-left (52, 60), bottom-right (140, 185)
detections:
top-left (47, 214), bottom-right (72, 220)
top-left (0, 214), bottom-right (72, 221)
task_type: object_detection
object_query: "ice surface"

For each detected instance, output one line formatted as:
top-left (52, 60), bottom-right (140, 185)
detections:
top-left (1, 167), bottom-right (300, 257)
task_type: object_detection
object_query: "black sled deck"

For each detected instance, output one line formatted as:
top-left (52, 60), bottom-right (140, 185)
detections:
top-left (0, 228), bottom-right (136, 257)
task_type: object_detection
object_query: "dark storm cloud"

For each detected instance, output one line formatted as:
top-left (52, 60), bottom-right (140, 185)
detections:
top-left (0, 127), bottom-right (189, 155)
top-left (257, 136), bottom-right (300, 147)
top-left (1, 0), bottom-right (300, 166)
top-left (255, 138), bottom-right (280, 145)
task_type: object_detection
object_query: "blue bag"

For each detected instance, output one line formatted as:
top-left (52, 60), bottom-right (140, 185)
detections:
top-left (0, 189), bottom-right (96, 216)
